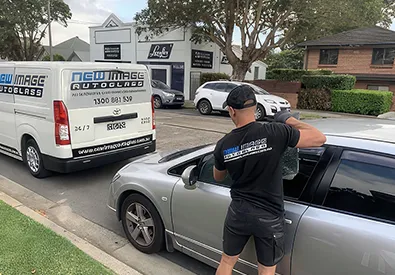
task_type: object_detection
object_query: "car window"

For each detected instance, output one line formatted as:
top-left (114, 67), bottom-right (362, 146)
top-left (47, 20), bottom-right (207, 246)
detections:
top-left (226, 83), bottom-right (238, 92)
top-left (198, 154), bottom-right (233, 187)
top-left (283, 147), bottom-right (325, 199)
top-left (203, 83), bottom-right (216, 89)
top-left (153, 80), bottom-right (170, 90)
top-left (324, 152), bottom-right (395, 223)
top-left (160, 144), bottom-right (210, 163)
top-left (214, 83), bottom-right (228, 92)
top-left (197, 148), bottom-right (325, 194)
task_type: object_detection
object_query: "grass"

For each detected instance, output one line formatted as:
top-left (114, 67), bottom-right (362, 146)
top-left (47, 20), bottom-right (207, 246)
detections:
top-left (0, 200), bottom-right (114, 275)
top-left (300, 113), bottom-right (323, 120)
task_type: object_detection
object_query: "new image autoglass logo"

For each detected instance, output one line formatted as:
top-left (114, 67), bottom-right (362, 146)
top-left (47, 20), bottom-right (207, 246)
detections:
top-left (0, 73), bottom-right (47, 98)
top-left (70, 71), bottom-right (145, 91)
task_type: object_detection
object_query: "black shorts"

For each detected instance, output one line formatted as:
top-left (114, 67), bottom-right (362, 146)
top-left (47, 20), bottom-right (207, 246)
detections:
top-left (223, 199), bottom-right (285, 266)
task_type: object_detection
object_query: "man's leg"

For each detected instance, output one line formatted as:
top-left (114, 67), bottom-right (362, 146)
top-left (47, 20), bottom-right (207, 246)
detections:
top-left (217, 201), bottom-right (250, 275)
top-left (216, 253), bottom-right (240, 275)
top-left (257, 263), bottom-right (277, 275)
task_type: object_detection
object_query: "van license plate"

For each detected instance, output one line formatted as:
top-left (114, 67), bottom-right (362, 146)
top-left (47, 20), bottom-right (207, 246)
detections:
top-left (107, 122), bottom-right (126, 131)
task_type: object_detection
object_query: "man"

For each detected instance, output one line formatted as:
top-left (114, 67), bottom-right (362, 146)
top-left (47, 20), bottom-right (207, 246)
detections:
top-left (213, 85), bottom-right (326, 275)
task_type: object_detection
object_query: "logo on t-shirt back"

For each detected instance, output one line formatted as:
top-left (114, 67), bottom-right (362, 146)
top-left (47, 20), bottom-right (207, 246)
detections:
top-left (223, 138), bottom-right (272, 162)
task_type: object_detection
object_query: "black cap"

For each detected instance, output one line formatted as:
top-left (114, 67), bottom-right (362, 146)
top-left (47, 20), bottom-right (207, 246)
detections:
top-left (222, 84), bottom-right (257, 109)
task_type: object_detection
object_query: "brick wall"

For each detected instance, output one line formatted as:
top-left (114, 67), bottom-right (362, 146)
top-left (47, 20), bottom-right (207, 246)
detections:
top-left (246, 80), bottom-right (300, 109)
top-left (247, 80), bottom-right (301, 94)
top-left (306, 47), bottom-right (395, 74)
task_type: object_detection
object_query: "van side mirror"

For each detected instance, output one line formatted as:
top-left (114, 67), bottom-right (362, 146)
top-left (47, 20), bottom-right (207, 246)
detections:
top-left (181, 165), bottom-right (198, 190)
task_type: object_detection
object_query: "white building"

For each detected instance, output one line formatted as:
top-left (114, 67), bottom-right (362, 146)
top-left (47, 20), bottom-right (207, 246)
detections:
top-left (89, 14), bottom-right (267, 100)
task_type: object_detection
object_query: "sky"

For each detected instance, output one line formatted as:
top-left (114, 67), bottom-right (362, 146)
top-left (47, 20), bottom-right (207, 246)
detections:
top-left (44, 0), bottom-right (395, 46)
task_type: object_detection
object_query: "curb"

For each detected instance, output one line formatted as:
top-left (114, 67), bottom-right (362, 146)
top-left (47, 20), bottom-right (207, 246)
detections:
top-left (0, 190), bottom-right (142, 275)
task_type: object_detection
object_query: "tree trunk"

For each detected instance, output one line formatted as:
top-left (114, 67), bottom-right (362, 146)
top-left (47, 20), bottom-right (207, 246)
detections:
top-left (231, 61), bottom-right (251, 81)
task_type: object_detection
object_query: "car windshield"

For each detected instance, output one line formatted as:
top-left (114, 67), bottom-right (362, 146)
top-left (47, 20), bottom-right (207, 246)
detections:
top-left (158, 144), bottom-right (211, 163)
top-left (152, 80), bottom-right (170, 90)
top-left (245, 83), bottom-right (270, 95)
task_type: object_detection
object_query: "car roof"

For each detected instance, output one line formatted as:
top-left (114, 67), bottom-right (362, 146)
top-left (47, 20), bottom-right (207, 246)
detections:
top-left (192, 118), bottom-right (395, 157)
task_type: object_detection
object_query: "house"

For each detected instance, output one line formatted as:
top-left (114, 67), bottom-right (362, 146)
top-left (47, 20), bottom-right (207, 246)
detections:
top-left (89, 14), bottom-right (267, 100)
top-left (38, 36), bottom-right (90, 61)
top-left (299, 26), bottom-right (395, 92)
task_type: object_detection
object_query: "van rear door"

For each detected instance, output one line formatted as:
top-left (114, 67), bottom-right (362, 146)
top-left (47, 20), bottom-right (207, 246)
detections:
top-left (62, 66), bottom-right (154, 158)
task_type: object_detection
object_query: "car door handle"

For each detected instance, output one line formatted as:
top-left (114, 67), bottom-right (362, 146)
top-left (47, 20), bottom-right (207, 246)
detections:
top-left (285, 218), bottom-right (293, 225)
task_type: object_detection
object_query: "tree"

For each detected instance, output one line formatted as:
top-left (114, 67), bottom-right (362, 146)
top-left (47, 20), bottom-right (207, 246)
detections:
top-left (0, 0), bottom-right (72, 61)
top-left (265, 49), bottom-right (304, 70)
top-left (135, 0), bottom-right (394, 80)
top-left (42, 54), bottom-right (66, 61)
top-left (285, 0), bottom-right (395, 48)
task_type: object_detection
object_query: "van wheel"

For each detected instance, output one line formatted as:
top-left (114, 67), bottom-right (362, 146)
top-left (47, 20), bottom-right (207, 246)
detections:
top-left (23, 139), bottom-right (51, 178)
top-left (153, 96), bottom-right (163, 109)
top-left (197, 99), bottom-right (212, 115)
top-left (121, 194), bottom-right (164, 254)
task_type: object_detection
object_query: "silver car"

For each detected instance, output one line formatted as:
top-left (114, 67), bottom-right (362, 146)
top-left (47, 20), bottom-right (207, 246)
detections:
top-left (152, 79), bottom-right (184, 109)
top-left (108, 118), bottom-right (395, 275)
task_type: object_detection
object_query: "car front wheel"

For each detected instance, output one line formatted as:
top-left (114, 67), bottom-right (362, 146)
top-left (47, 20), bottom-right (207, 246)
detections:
top-left (121, 194), bottom-right (164, 254)
top-left (255, 104), bottom-right (266, 121)
top-left (153, 96), bottom-right (163, 109)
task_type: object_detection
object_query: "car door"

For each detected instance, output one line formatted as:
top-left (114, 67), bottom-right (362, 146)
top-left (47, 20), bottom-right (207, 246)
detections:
top-left (292, 149), bottom-right (395, 275)
top-left (171, 146), bottom-right (333, 274)
top-left (210, 83), bottom-right (230, 110)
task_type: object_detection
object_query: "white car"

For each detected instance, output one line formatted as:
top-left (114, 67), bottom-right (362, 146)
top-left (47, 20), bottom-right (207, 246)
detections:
top-left (194, 81), bottom-right (291, 120)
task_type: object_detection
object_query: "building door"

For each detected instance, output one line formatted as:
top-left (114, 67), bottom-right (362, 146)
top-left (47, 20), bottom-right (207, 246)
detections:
top-left (190, 71), bottom-right (201, 100)
top-left (148, 65), bottom-right (171, 86)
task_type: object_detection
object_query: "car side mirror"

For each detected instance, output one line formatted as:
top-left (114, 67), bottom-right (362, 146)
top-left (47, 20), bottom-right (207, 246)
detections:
top-left (181, 165), bottom-right (198, 190)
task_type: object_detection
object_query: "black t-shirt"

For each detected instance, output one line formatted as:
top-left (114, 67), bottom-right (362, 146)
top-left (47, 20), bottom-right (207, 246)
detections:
top-left (214, 122), bottom-right (300, 216)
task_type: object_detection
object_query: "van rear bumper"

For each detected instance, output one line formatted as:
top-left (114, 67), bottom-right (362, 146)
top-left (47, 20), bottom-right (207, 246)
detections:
top-left (42, 141), bottom-right (156, 173)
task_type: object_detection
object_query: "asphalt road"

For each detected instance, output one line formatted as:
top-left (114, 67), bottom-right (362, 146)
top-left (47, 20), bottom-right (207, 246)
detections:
top-left (0, 109), bottom-right (230, 275)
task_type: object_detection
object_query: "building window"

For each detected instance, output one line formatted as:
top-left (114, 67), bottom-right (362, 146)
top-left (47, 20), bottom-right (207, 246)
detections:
top-left (319, 49), bottom-right (339, 65)
top-left (367, 85), bottom-right (389, 91)
top-left (372, 48), bottom-right (395, 65)
top-left (254, 66), bottom-right (259, 80)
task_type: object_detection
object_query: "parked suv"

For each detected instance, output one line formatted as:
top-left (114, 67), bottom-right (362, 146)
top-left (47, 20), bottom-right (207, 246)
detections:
top-left (152, 80), bottom-right (184, 109)
top-left (193, 81), bottom-right (291, 120)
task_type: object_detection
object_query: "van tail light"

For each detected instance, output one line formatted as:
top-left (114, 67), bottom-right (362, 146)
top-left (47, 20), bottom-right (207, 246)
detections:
top-left (151, 96), bottom-right (156, 130)
top-left (54, 100), bottom-right (71, 145)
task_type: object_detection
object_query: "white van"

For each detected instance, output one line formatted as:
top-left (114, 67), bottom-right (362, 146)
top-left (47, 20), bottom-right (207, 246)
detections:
top-left (0, 62), bottom-right (156, 178)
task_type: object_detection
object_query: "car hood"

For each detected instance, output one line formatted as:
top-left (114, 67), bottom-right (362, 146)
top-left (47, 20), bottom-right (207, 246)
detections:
top-left (256, 94), bottom-right (289, 104)
top-left (161, 89), bottom-right (184, 96)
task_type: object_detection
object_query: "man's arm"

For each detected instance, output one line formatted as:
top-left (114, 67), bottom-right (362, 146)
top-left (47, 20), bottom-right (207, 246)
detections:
top-left (285, 117), bottom-right (326, 148)
top-left (213, 167), bottom-right (227, 182)
top-left (275, 111), bottom-right (326, 148)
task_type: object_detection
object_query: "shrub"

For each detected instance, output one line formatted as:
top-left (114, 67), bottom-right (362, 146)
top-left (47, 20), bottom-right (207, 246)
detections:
top-left (301, 75), bottom-right (356, 90)
top-left (297, 88), bottom-right (332, 111)
top-left (266, 69), bottom-right (333, 81)
top-left (200, 73), bottom-right (230, 85)
top-left (332, 89), bottom-right (393, 116)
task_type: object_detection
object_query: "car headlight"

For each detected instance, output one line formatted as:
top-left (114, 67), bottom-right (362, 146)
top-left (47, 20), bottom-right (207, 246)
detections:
top-left (163, 92), bottom-right (175, 97)
top-left (264, 99), bottom-right (276, 104)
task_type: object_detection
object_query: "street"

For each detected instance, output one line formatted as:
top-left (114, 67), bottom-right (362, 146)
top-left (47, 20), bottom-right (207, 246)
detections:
top-left (0, 108), bottom-right (234, 275)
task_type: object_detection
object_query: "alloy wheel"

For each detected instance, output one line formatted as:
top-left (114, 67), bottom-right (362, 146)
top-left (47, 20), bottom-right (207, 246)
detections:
top-left (154, 97), bottom-right (161, 109)
top-left (199, 102), bottom-right (209, 114)
top-left (125, 203), bottom-right (155, 247)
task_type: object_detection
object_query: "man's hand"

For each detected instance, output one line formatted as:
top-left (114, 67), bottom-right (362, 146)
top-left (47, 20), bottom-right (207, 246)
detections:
top-left (275, 110), bottom-right (326, 148)
top-left (274, 110), bottom-right (299, 123)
